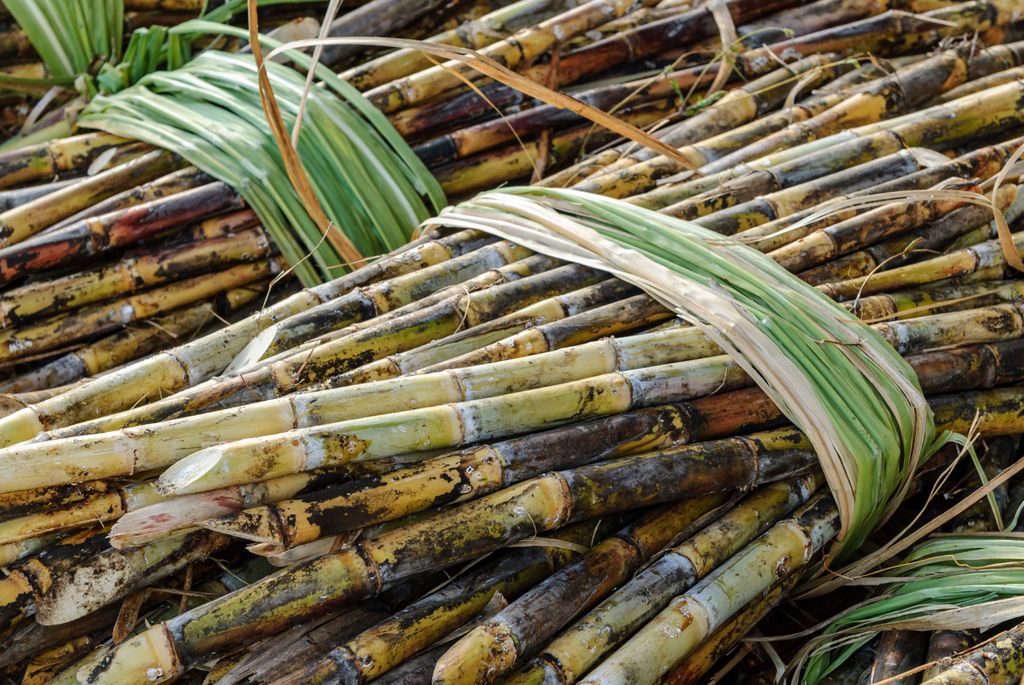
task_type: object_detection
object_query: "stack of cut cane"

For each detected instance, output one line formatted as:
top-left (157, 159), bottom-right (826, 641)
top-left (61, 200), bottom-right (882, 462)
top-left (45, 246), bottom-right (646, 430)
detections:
top-left (2, 1), bottom-right (1024, 684)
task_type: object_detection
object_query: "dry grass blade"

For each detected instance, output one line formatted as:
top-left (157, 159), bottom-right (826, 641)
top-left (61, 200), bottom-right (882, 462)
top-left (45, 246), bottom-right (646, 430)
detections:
top-left (988, 140), bottom-right (1024, 272)
top-left (247, 0), bottom-right (363, 265)
top-left (706, 0), bottom-right (738, 97)
top-left (263, 36), bottom-right (702, 173)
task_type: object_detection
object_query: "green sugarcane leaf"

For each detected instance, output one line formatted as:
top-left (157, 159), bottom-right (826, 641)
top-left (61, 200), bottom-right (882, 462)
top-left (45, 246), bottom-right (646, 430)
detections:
top-left (428, 187), bottom-right (945, 564)
top-left (798, 535), bottom-right (1024, 683)
top-left (80, 50), bottom-right (444, 287)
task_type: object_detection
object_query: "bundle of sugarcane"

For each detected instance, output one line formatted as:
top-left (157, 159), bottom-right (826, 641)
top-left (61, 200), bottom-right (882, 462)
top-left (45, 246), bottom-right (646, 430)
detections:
top-left (0, 0), bottom-right (730, 398)
top-left (4, 0), bottom-right (1020, 398)
top-left (5, 1), bottom-right (1024, 684)
top-left (4, 158), bottom-right (1024, 684)
top-left (0, 0), bottom-right (1015, 395)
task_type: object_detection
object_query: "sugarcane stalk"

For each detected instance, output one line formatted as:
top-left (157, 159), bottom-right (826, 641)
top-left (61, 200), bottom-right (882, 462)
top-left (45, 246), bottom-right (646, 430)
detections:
top-left (963, 38), bottom-right (1024, 76)
top-left (693, 48), bottom-right (972, 176)
top-left (288, 519), bottom-right (610, 685)
top-left (0, 325), bottom-right (720, 497)
top-left (769, 192), bottom-right (974, 273)
top-left (0, 181), bottom-right (245, 285)
top-left (367, 0), bottom-right (803, 114)
top-left (227, 239), bottom-right (531, 365)
top-left (0, 178), bottom-right (79, 212)
top-left (412, 67), bottom-right (718, 166)
top-left (0, 325), bottom-right (711, 494)
top-left (502, 474), bottom-right (823, 685)
top-left (34, 528), bottom-right (228, 626)
top-left (201, 406), bottom-right (768, 547)
top-left (0, 149), bottom-right (183, 248)
top-left (870, 630), bottom-right (930, 685)
top-left (90, 330), bottom-right (1024, 550)
top-left (387, 0), bottom-right (804, 139)
top-left (628, 125), bottom-right (909, 212)
top-left (0, 533), bottom-right (61, 568)
top-left (919, 620), bottom-right (1024, 685)
top-left (0, 258), bottom-right (280, 364)
top-left (154, 355), bottom-right (754, 495)
top-left (0, 132), bottom-right (129, 190)
top-left (308, 277), bottom-right (639, 385)
top-left (51, 385), bottom-right (1024, 684)
top-left (342, 0), bottom-right (565, 91)
top-left (945, 217), bottom-right (1005, 253)
top-left (45, 166), bottom-right (214, 234)
top-left (937, 65), bottom-right (1024, 104)
top-left (19, 637), bottom-right (95, 685)
top-left (0, 482), bottom-right (162, 546)
top-left (1, 436), bottom-right (357, 548)
top-left (728, 0), bottom-right (888, 46)
top-left (819, 233), bottom-right (1024, 301)
top-left (923, 630), bottom-right (981, 681)
top-left (434, 99), bottom-right (676, 197)
top-left (567, 53), bottom-right (867, 189)
top-left (656, 141), bottom-right (932, 223)
top-left (322, 0), bottom-right (455, 66)
top-left (592, 48), bottom-right (969, 199)
top-left (737, 134), bottom-right (1024, 253)
top-left (0, 528), bottom-right (108, 641)
top-left (398, 0), bottom-right (533, 39)
top-left (0, 603), bottom-right (122, 673)
top-left (344, 292), bottom-right (672, 383)
top-left (0, 20), bottom-right (31, 58)
top-left (5, 298), bottom-right (1021, 495)
top-left (803, 187), bottom-right (1024, 285)
top-left (108, 465), bottom-right (395, 548)
top-left (431, 496), bottom-right (732, 685)
top-left (364, 0), bottom-right (642, 112)
top-left (205, 601), bottom-right (398, 685)
top-left (498, 375), bottom-right (1024, 685)
top-left (570, 55), bottom-right (839, 198)
top-left (735, 2), bottom-right (1021, 76)
top-left (577, 494), bottom-right (839, 685)
top-left (0, 227), bottom-right (271, 326)
top-left (660, 574), bottom-right (800, 685)
top-left (55, 262), bottom-right (611, 433)
top-left (563, 2), bottom-right (696, 48)
top-left (769, 78), bottom-right (1024, 188)
top-left (151, 301), bottom-right (1024, 493)
top-left (848, 280), bottom-right (1024, 322)
top-left (677, 148), bottom-right (945, 234)
top-left (235, 252), bottom-right (563, 376)
top-left (0, 228), bottom-right (486, 446)
top-left (373, 643), bottom-right (448, 685)
top-left (0, 285), bottom-right (264, 395)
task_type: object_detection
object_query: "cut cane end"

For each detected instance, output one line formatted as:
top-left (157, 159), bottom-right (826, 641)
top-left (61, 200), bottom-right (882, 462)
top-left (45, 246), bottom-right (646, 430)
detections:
top-left (110, 491), bottom-right (248, 549)
top-left (198, 507), bottom-right (284, 546)
top-left (76, 624), bottom-right (182, 685)
top-left (156, 448), bottom-right (225, 496)
top-left (433, 622), bottom-right (519, 685)
top-left (0, 406), bottom-right (44, 448)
